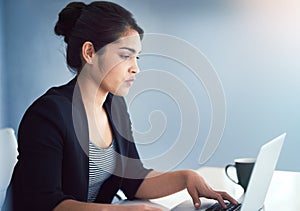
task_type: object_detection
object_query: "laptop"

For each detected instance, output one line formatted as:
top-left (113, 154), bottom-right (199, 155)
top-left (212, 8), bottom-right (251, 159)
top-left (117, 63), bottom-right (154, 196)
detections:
top-left (172, 132), bottom-right (286, 211)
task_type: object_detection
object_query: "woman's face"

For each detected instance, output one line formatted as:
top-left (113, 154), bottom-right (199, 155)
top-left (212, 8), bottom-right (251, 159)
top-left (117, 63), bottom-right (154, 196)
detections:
top-left (94, 29), bottom-right (142, 96)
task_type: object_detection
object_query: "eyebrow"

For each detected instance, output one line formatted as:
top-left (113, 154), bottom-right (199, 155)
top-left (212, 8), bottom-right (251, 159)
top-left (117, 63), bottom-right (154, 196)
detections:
top-left (119, 47), bottom-right (141, 54)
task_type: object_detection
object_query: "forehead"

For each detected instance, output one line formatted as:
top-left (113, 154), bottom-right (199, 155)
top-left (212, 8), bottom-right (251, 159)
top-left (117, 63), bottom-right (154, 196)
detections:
top-left (110, 30), bottom-right (142, 52)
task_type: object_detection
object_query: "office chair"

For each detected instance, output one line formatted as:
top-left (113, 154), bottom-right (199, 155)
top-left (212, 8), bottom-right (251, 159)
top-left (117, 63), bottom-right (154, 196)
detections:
top-left (0, 128), bottom-right (18, 209)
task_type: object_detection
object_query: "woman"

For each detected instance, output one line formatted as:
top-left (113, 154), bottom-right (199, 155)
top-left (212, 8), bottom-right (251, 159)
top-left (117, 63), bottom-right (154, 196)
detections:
top-left (3, 1), bottom-right (237, 210)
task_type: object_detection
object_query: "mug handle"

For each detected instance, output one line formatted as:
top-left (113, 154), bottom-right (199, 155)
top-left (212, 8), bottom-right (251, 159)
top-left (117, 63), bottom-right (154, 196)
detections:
top-left (225, 164), bottom-right (239, 185)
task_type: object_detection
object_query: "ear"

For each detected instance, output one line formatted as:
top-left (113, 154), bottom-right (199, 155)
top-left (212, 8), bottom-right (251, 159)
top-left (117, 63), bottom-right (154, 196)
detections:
top-left (81, 41), bottom-right (95, 64)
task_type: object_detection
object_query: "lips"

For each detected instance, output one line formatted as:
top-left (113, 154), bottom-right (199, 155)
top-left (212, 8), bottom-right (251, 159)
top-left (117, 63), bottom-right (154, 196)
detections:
top-left (125, 77), bottom-right (135, 86)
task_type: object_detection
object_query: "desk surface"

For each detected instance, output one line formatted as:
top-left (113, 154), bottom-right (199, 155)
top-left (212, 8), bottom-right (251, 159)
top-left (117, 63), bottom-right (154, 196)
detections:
top-left (148, 167), bottom-right (300, 210)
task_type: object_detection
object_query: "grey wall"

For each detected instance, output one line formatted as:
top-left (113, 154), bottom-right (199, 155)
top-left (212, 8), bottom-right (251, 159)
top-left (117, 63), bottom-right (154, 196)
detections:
top-left (0, 0), bottom-right (5, 128)
top-left (1, 0), bottom-right (299, 172)
top-left (4, 1), bottom-right (74, 130)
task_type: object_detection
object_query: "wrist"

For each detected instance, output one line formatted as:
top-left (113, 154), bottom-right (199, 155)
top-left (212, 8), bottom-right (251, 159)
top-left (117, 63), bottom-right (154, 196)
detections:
top-left (181, 169), bottom-right (196, 187)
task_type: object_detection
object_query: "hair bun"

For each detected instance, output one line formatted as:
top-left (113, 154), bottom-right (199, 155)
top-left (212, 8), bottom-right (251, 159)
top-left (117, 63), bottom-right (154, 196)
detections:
top-left (54, 2), bottom-right (86, 43)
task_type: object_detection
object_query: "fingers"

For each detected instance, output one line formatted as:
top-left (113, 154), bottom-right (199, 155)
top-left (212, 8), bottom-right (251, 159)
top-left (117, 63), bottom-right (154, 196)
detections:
top-left (216, 191), bottom-right (239, 205)
top-left (213, 191), bottom-right (239, 209)
top-left (188, 187), bottom-right (238, 209)
top-left (213, 192), bottom-right (228, 209)
top-left (187, 187), bottom-right (201, 208)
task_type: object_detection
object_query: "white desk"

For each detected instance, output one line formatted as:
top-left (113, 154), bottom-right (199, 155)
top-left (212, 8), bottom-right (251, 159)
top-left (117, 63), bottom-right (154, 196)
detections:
top-left (147, 167), bottom-right (300, 210)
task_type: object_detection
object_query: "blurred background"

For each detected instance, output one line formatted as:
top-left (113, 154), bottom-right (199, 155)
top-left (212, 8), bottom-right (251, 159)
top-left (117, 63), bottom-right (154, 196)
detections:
top-left (0, 0), bottom-right (299, 171)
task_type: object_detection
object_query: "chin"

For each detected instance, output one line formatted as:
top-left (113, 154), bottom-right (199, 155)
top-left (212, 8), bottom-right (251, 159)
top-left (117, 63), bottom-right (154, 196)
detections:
top-left (113, 89), bottom-right (129, 97)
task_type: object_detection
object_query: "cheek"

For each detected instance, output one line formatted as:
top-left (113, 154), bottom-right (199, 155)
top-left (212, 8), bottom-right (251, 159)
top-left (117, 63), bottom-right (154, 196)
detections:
top-left (101, 67), bottom-right (123, 88)
top-left (104, 69), bottom-right (119, 84)
top-left (101, 66), bottom-right (130, 95)
top-left (107, 62), bottom-right (128, 80)
top-left (98, 55), bottom-right (123, 75)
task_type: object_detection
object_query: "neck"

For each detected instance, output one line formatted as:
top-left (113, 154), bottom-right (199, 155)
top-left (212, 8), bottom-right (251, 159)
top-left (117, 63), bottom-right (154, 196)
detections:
top-left (77, 71), bottom-right (108, 108)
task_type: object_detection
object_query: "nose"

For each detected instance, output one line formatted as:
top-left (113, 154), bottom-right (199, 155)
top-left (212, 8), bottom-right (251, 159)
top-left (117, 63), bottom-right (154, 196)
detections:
top-left (129, 58), bottom-right (140, 74)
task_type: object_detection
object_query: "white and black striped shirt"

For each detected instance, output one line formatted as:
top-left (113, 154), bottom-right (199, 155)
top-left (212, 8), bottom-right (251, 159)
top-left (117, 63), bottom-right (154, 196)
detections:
top-left (88, 140), bottom-right (117, 202)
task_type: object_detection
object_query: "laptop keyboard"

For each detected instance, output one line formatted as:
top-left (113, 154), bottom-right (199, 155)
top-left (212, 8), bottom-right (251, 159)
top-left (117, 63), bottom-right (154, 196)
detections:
top-left (205, 202), bottom-right (241, 211)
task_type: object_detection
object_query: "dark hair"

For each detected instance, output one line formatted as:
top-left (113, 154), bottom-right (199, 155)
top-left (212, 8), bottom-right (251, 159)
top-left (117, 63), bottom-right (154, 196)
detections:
top-left (54, 1), bottom-right (143, 73)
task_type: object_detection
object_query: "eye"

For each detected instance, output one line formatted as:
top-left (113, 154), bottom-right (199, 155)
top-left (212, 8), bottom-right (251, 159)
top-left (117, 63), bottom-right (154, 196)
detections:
top-left (136, 56), bottom-right (140, 60)
top-left (120, 55), bottom-right (130, 60)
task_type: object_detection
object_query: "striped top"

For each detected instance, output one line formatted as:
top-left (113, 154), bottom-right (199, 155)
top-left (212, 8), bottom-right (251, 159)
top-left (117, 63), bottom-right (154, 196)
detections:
top-left (87, 140), bottom-right (117, 202)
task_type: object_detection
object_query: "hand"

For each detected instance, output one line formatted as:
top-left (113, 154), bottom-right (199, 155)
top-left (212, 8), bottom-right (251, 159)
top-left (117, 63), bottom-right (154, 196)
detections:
top-left (184, 170), bottom-right (238, 209)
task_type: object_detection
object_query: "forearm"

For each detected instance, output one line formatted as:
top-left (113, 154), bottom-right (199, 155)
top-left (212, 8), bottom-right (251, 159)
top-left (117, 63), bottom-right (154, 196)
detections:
top-left (135, 170), bottom-right (192, 199)
top-left (54, 199), bottom-right (111, 211)
top-left (54, 199), bottom-right (120, 211)
top-left (54, 199), bottom-right (161, 211)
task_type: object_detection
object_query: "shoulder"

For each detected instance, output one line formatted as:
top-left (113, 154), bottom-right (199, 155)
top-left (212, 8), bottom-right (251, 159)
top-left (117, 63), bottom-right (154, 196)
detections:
top-left (20, 77), bottom-right (78, 128)
top-left (43, 76), bottom-right (77, 103)
top-left (29, 77), bottom-right (77, 112)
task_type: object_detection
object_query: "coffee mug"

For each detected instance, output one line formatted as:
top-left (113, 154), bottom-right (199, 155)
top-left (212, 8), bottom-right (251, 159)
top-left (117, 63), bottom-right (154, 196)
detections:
top-left (225, 158), bottom-right (255, 191)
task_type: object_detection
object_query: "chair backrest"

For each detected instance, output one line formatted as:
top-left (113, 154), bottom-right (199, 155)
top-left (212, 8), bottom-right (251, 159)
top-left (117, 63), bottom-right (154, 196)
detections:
top-left (0, 128), bottom-right (18, 209)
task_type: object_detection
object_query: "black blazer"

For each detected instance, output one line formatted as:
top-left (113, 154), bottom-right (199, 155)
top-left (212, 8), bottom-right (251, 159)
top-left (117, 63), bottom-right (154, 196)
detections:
top-left (3, 77), bottom-right (151, 211)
